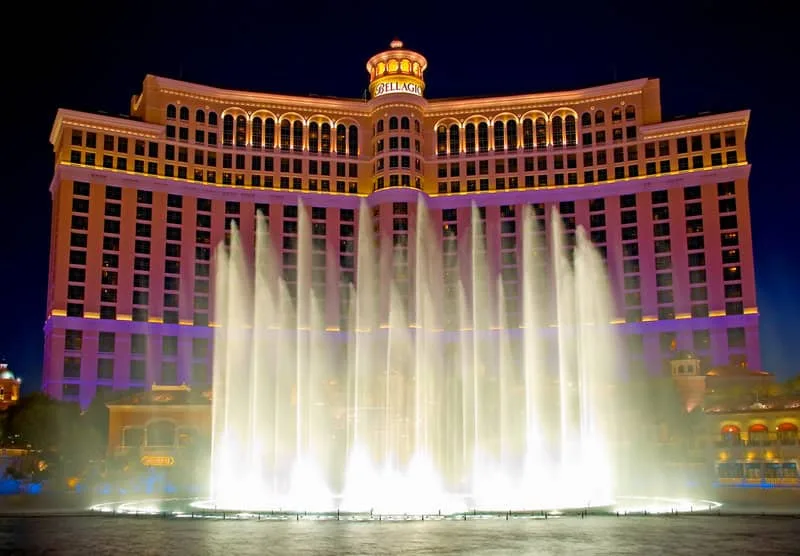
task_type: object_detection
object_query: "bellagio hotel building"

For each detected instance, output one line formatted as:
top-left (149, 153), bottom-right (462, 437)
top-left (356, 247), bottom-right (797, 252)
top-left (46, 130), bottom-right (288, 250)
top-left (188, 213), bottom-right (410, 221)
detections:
top-left (44, 41), bottom-right (758, 407)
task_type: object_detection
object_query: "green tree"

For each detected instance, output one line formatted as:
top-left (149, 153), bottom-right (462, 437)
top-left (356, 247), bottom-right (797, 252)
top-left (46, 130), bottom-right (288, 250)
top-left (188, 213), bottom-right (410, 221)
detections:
top-left (2, 393), bottom-right (106, 480)
top-left (2, 393), bottom-right (66, 451)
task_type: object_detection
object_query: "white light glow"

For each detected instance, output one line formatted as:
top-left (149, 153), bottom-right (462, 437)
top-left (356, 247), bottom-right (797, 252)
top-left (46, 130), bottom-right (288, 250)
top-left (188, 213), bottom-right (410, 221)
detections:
top-left (207, 201), bottom-right (624, 514)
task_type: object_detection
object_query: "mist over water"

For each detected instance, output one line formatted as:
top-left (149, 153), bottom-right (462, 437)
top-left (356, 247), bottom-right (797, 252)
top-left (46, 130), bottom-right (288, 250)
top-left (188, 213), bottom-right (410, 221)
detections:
top-left (210, 198), bottom-right (624, 514)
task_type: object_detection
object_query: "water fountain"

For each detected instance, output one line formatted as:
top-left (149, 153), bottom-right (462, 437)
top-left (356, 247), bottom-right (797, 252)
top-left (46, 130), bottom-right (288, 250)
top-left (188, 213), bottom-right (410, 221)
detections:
top-left (208, 198), bottom-right (622, 515)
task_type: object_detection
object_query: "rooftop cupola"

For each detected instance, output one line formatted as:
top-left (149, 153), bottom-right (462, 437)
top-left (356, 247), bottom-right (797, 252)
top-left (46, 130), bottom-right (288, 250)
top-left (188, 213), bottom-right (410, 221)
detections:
top-left (366, 39), bottom-right (428, 99)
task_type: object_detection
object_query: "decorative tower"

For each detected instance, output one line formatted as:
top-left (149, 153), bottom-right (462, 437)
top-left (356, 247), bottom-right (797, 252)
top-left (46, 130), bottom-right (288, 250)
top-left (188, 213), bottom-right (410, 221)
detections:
top-left (0, 361), bottom-right (21, 410)
top-left (366, 39), bottom-right (428, 99)
top-left (670, 351), bottom-right (706, 412)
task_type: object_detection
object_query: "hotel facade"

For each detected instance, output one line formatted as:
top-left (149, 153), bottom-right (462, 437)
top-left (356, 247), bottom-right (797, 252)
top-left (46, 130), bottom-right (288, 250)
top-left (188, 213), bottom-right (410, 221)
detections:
top-left (44, 41), bottom-right (758, 407)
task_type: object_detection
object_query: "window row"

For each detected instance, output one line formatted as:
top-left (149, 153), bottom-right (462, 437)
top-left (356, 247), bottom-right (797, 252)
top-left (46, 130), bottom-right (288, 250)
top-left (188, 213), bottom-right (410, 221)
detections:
top-left (222, 116), bottom-right (360, 155)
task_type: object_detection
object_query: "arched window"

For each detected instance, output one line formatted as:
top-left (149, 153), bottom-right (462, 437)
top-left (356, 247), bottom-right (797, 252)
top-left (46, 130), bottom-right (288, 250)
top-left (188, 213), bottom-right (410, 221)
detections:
top-left (748, 423), bottom-right (769, 446)
top-left (551, 116), bottom-right (563, 147)
top-left (292, 121), bottom-right (303, 151)
top-left (264, 118), bottom-right (275, 150)
top-left (414, 120), bottom-right (420, 133)
top-left (280, 120), bottom-right (291, 150)
top-left (195, 109), bottom-right (205, 123)
top-left (478, 122), bottom-right (489, 153)
top-left (777, 422), bottom-right (798, 444)
top-left (465, 123), bottom-right (476, 154)
top-left (535, 118), bottom-right (547, 148)
top-left (308, 122), bottom-right (319, 153)
top-left (251, 118), bottom-right (262, 148)
top-left (449, 124), bottom-right (460, 154)
top-left (336, 124), bottom-right (347, 154)
top-left (146, 421), bottom-right (176, 447)
top-left (179, 106), bottom-right (189, 121)
top-left (320, 123), bottom-right (331, 153)
top-left (507, 120), bottom-right (518, 151)
top-left (625, 105), bottom-right (636, 121)
top-left (400, 117), bottom-right (410, 130)
top-left (565, 115), bottom-right (577, 147)
top-left (436, 126), bottom-right (447, 155)
top-left (235, 115), bottom-right (247, 147)
top-left (348, 125), bottom-right (359, 156)
top-left (595, 110), bottom-right (605, 125)
top-left (612, 107), bottom-right (622, 122)
top-left (389, 116), bottom-right (398, 130)
top-left (721, 424), bottom-right (741, 445)
top-left (223, 115), bottom-right (234, 146)
top-left (376, 119), bottom-right (384, 133)
top-left (522, 119), bottom-right (534, 150)
top-left (493, 121), bottom-right (505, 150)
top-left (581, 112), bottom-right (591, 127)
top-left (166, 104), bottom-right (177, 119)
top-left (208, 112), bottom-right (218, 126)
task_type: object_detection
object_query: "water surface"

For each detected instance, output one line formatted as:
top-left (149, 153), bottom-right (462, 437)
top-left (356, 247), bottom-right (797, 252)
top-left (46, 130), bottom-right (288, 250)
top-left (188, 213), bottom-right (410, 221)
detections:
top-left (0, 515), bottom-right (795, 555)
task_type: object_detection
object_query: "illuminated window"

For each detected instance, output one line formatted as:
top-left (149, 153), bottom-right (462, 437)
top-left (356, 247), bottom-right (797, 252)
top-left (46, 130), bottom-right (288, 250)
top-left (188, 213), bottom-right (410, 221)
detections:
top-left (478, 122), bottom-right (489, 153)
top-left (551, 116), bottom-right (563, 147)
top-left (437, 126), bottom-right (447, 155)
top-left (251, 118), bottom-right (262, 148)
top-left (293, 121), bottom-right (303, 152)
top-left (280, 120), bottom-right (291, 150)
top-left (465, 123), bottom-right (476, 154)
top-left (565, 115), bottom-right (577, 146)
top-left (223, 115), bottom-right (234, 146)
top-left (507, 121), bottom-right (518, 151)
top-left (308, 122), bottom-right (319, 152)
top-left (522, 119), bottom-right (534, 149)
top-left (535, 118), bottom-right (547, 148)
top-left (263, 118), bottom-right (275, 150)
top-left (449, 125), bottom-right (460, 154)
top-left (320, 123), bottom-right (331, 153)
top-left (336, 124), bottom-right (347, 154)
top-left (595, 110), bottom-right (605, 125)
top-left (494, 121), bottom-right (505, 150)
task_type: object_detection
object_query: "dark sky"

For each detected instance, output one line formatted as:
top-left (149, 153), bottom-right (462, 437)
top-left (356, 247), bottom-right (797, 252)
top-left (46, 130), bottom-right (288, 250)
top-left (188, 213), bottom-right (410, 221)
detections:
top-left (2, 1), bottom-right (797, 389)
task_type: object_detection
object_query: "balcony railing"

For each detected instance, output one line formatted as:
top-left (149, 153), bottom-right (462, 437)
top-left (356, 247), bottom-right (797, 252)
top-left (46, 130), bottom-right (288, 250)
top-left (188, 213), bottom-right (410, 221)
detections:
top-left (715, 438), bottom-right (800, 449)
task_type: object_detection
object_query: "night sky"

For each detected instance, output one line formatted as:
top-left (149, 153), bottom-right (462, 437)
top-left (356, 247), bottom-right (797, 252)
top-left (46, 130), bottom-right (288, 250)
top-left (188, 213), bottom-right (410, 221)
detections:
top-left (2, 1), bottom-right (797, 390)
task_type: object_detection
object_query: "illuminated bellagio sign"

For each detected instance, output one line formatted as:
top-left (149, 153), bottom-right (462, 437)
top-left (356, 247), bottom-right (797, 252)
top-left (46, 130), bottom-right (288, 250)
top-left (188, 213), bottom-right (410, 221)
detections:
top-left (373, 79), bottom-right (423, 98)
top-left (141, 455), bottom-right (175, 467)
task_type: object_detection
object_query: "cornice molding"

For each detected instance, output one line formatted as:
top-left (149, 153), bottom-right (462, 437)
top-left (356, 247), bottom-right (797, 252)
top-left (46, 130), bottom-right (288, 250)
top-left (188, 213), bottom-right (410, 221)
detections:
top-left (148, 75), bottom-right (656, 119)
top-left (151, 75), bottom-right (371, 116)
top-left (50, 162), bottom-right (751, 208)
top-left (50, 108), bottom-right (163, 146)
top-left (424, 78), bottom-right (653, 115)
top-left (640, 110), bottom-right (751, 139)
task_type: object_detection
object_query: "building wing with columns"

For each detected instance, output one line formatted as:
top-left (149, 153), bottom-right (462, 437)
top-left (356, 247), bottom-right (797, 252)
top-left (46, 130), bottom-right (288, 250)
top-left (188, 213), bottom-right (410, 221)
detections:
top-left (44, 41), bottom-right (758, 407)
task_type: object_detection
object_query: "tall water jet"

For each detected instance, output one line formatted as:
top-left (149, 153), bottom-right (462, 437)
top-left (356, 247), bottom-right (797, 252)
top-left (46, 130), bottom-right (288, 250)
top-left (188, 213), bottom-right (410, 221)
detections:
top-left (210, 197), bottom-right (623, 514)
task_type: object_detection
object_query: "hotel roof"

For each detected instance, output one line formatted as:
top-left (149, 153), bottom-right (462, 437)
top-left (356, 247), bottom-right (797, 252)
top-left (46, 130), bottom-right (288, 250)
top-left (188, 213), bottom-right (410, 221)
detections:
top-left (106, 384), bottom-right (211, 408)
